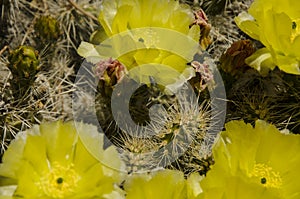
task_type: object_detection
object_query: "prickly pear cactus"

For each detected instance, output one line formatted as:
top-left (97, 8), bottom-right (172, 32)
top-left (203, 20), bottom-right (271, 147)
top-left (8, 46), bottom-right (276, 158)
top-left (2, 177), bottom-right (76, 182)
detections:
top-left (34, 15), bottom-right (60, 43)
top-left (7, 45), bottom-right (39, 98)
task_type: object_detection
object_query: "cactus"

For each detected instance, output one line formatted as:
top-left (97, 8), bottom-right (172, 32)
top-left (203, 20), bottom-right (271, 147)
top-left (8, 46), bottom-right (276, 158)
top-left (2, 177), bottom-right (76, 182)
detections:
top-left (7, 45), bottom-right (40, 99)
top-left (34, 15), bottom-right (61, 45)
top-left (226, 69), bottom-right (298, 131)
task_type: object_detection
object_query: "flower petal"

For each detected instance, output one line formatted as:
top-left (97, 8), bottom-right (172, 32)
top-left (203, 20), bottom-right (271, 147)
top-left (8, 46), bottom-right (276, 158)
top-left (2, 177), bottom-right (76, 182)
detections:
top-left (13, 162), bottom-right (41, 198)
top-left (22, 135), bottom-right (49, 175)
top-left (39, 121), bottom-right (77, 167)
top-left (187, 172), bottom-right (204, 198)
top-left (245, 48), bottom-right (276, 75)
top-left (125, 170), bottom-right (186, 199)
top-left (235, 12), bottom-right (260, 41)
top-left (0, 132), bottom-right (27, 179)
top-left (75, 122), bottom-right (124, 175)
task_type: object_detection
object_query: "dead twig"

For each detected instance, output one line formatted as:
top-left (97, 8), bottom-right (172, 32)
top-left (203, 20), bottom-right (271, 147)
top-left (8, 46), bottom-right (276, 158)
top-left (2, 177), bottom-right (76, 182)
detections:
top-left (0, 46), bottom-right (8, 56)
top-left (67, 0), bottom-right (99, 23)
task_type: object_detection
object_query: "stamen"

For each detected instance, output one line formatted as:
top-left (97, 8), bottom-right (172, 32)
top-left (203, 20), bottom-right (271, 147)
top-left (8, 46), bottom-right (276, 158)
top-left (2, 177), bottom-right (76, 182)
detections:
top-left (249, 163), bottom-right (282, 188)
top-left (37, 162), bottom-right (80, 198)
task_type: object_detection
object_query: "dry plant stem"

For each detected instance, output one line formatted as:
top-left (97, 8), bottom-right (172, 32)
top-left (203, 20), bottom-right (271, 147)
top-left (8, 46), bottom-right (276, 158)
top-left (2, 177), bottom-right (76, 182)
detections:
top-left (0, 46), bottom-right (8, 56)
top-left (42, 0), bottom-right (48, 11)
top-left (67, 0), bottom-right (99, 23)
top-left (21, 1), bottom-right (45, 13)
top-left (21, 16), bottom-right (37, 45)
top-left (42, 0), bottom-right (49, 15)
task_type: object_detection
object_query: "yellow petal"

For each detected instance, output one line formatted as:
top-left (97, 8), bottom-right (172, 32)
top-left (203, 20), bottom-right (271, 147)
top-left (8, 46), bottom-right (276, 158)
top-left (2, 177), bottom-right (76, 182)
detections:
top-left (98, 0), bottom-right (118, 36)
top-left (235, 12), bottom-right (260, 41)
top-left (187, 172), bottom-right (204, 198)
top-left (0, 132), bottom-right (26, 179)
top-left (39, 121), bottom-right (77, 166)
top-left (77, 163), bottom-right (114, 197)
top-left (75, 122), bottom-right (123, 175)
top-left (13, 162), bottom-right (41, 198)
top-left (111, 5), bottom-right (132, 34)
top-left (125, 170), bottom-right (186, 199)
top-left (22, 135), bottom-right (49, 175)
top-left (245, 48), bottom-right (276, 75)
top-left (275, 54), bottom-right (300, 74)
top-left (188, 25), bottom-right (201, 42)
top-left (72, 138), bottom-right (99, 175)
top-left (77, 42), bottom-right (102, 64)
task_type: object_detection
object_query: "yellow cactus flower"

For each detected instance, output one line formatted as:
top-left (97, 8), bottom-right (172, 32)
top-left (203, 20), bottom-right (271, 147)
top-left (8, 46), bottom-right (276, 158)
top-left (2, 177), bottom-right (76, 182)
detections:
top-left (78, 0), bottom-right (201, 88)
top-left (235, 0), bottom-right (300, 75)
top-left (198, 120), bottom-right (300, 199)
top-left (98, 0), bottom-right (195, 37)
top-left (124, 169), bottom-right (204, 199)
top-left (124, 169), bottom-right (187, 199)
top-left (0, 121), bottom-right (124, 199)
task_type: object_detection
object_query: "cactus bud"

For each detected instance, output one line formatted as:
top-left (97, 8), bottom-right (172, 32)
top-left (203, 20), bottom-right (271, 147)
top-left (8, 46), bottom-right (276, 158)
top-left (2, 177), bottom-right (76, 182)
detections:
top-left (190, 9), bottom-right (212, 50)
top-left (94, 58), bottom-right (126, 97)
top-left (8, 45), bottom-right (39, 79)
top-left (34, 15), bottom-right (60, 42)
top-left (220, 40), bottom-right (255, 77)
top-left (7, 45), bottom-right (39, 98)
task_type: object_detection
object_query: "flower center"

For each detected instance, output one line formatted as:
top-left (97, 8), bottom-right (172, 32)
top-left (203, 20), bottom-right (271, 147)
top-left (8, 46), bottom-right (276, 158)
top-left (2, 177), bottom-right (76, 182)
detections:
top-left (37, 162), bottom-right (80, 198)
top-left (250, 163), bottom-right (282, 188)
top-left (132, 28), bottom-right (159, 47)
top-left (290, 19), bottom-right (300, 42)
